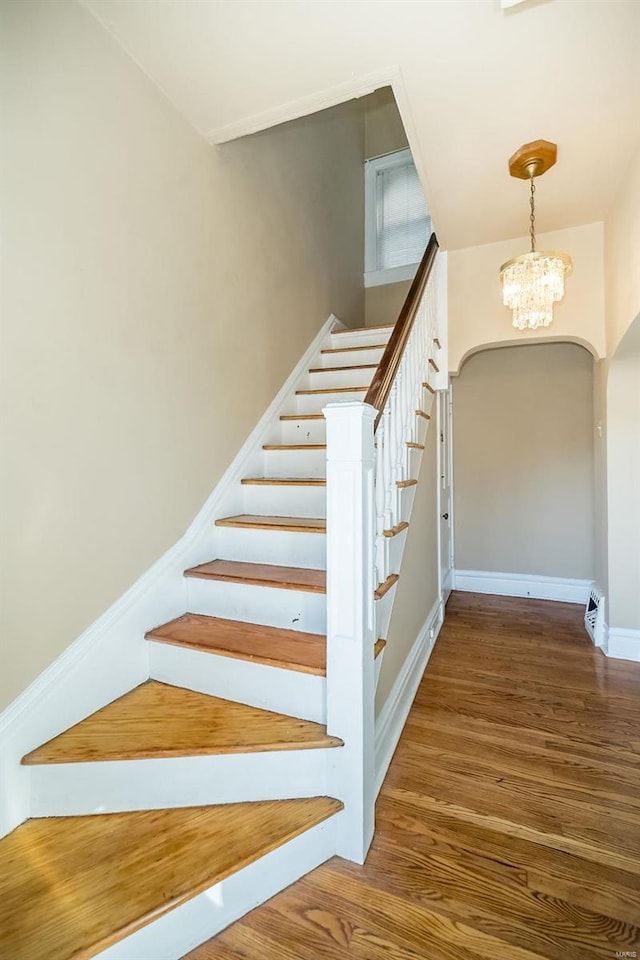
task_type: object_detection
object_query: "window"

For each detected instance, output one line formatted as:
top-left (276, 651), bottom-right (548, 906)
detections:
top-left (365, 148), bottom-right (431, 288)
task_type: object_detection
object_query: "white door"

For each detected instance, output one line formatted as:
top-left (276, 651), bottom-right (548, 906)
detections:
top-left (437, 389), bottom-right (454, 602)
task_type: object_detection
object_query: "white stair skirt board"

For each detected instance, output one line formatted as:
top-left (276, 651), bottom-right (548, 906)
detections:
top-left (453, 570), bottom-right (592, 605)
top-left (186, 577), bottom-right (327, 636)
top-left (30, 749), bottom-right (332, 818)
top-left (374, 597), bottom-right (444, 796)
top-left (95, 811), bottom-right (342, 960)
top-left (149, 641), bottom-right (326, 724)
top-left (603, 627), bottom-right (640, 662)
top-left (0, 314), bottom-right (343, 839)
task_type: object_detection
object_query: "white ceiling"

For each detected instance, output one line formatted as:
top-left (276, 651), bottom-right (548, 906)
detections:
top-left (82, 0), bottom-right (640, 250)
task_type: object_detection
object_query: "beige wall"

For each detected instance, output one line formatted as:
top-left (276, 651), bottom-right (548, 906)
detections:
top-left (0, 0), bottom-right (365, 709)
top-left (604, 148), bottom-right (640, 356)
top-left (448, 222), bottom-right (606, 373)
top-left (364, 87), bottom-right (409, 161)
top-left (365, 280), bottom-right (411, 328)
top-left (363, 87), bottom-right (411, 328)
top-left (376, 419), bottom-right (439, 713)
top-left (606, 317), bottom-right (640, 630)
top-left (453, 343), bottom-right (594, 580)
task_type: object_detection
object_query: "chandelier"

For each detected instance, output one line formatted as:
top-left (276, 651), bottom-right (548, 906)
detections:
top-left (499, 140), bottom-right (572, 331)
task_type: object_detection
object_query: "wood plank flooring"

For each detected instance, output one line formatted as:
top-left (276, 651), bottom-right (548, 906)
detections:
top-left (185, 591), bottom-right (640, 960)
top-left (0, 799), bottom-right (342, 960)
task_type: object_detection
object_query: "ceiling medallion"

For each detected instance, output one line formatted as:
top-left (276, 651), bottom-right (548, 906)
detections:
top-left (499, 140), bottom-right (572, 331)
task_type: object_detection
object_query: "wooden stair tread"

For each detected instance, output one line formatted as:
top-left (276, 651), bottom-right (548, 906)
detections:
top-left (406, 441), bottom-right (425, 450)
top-left (295, 385), bottom-right (369, 395)
top-left (397, 478), bottom-right (418, 489)
top-left (263, 443), bottom-right (326, 450)
top-left (374, 573), bottom-right (400, 600)
top-left (308, 363), bottom-right (378, 374)
top-left (383, 521), bottom-right (409, 538)
top-left (422, 381), bottom-right (435, 394)
top-left (184, 560), bottom-right (327, 593)
top-left (215, 515), bottom-right (326, 533)
top-left (429, 358), bottom-right (440, 372)
top-left (147, 613), bottom-right (328, 674)
top-left (374, 638), bottom-right (387, 658)
top-left (241, 477), bottom-right (326, 486)
top-left (332, 323), bottom-right (394, 334)
top-left (0, 798), bottom-right (342, 960)
top-left (22, 681), bottom-right (341, 764)
top-left (321, 343), bottom-right (387, 355)
top-left (279, 413), bottom-right (325, 421)
top-left (416, 409), bottom-right (431, 420)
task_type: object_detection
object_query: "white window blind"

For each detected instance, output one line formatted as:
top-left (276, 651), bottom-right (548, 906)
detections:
top-left (376, 161), bottom-right (430, 270)
top-left (365, 148), bottom-right (431, 287)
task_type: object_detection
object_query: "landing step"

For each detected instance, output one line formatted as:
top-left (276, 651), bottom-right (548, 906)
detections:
top-left (148, 613), bottom-right (328, 674)
top-left (184, 560), bottom-right (326, 593)
top-left (22, 681), bottom-right (341, 765)
top-left (215, 515), bottom-right (326, 533)
top-left (241, 478), bottom-right (326, 486)
top-left (0, 798), bottom-right (341, 960)
top-left (332, 323), bottom-right (395, 335)
top-left (321, 342), bottom-right (387, 355)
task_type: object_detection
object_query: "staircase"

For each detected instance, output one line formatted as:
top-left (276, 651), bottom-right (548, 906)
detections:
top-left (0, 238), bottom-right (445, 959)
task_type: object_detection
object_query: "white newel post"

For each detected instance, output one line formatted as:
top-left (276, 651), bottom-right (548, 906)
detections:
top-left (323, 400), bottom-right (377, 864)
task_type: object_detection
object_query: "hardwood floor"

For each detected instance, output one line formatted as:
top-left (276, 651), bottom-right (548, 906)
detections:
top-left (185, 591), bottom-right (640, 960)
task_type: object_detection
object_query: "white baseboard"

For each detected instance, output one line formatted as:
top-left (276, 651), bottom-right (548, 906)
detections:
top-left (374, 596), bottom-right (443, 795)
top-left (0, 314), bottom-right (342, 838)
top-left (454, 569), bottom-right (591, 605)
top-left (602, 626), bottom-right (640, 662)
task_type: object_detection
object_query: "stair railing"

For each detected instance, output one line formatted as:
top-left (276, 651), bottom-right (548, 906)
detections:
top-left (323, 233), bottom-right (440, 864)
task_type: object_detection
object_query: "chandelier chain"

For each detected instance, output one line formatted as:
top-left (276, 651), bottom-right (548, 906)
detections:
top-left (529, 174), bottom-right (536, 253)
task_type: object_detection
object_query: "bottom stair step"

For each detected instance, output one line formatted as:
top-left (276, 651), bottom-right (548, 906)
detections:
top-left (0, 798), bottom-right (342, 960)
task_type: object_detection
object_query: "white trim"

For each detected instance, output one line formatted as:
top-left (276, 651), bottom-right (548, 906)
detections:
top-left (207, 67), bottom-right (402, 144)
top-left (0, 314), bottom-right (342, 838)
top-left (374, 596), bottom-right (443, 795)
top-left (454, 570), bottom-right (591, 604)
top-left (364, 263), bottom-right (419, 288)
top-left (95, 812), bottom-right (342, 959)
top-left (602, 626), bottom-right (640, 662)
top-left (30, 749), bottom-right (332, 818)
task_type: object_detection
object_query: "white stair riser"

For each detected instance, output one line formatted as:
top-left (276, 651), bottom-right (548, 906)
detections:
top-left (307, 367), bottom-right (376, 390)
top-left (330, 329), bottom-right (393, 350)
top-left (149, 642), bottom-right (326, 723)
top-left (30, 749), bottom-right (332, 818)
top-left (318, 345), bottom-right (385, 368)
top-left (186, 577), bottom-right (327, 635)
top-left (95, 813), bottom-right (342, 960)
top-left (280, 418), bottom-right (327, 445)
top-left (214, 526), bottom-right (326, 569)
top-left (262, 447), bottom-right (327, 478)
top-left (241, 484), bottom-right (326, 519)
top-left (296, 390), bottom-right (367, 415)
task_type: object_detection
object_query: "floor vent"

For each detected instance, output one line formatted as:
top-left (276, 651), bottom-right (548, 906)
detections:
top-left (584, 585), bottom-right (605, 647)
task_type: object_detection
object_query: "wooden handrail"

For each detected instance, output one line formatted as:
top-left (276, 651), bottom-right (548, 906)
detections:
top-left (365, 232), bottom-right (439, 428)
